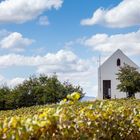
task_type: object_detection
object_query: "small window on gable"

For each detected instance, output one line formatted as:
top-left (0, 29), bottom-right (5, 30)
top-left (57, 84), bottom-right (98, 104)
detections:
top-left (117, 58), bottom-right (121, 66)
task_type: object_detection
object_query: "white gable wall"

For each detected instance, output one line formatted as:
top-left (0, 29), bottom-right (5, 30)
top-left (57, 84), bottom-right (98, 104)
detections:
top-left (98, 49), bottom-right (140, 99)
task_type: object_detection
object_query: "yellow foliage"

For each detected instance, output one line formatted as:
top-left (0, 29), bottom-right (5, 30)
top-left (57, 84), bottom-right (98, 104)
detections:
top-left (0, 97), bottom-right (140, 139)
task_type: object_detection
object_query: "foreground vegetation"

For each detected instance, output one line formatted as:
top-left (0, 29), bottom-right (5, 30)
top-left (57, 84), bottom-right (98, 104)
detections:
top-left (0, 93), bottom-right (140, 140)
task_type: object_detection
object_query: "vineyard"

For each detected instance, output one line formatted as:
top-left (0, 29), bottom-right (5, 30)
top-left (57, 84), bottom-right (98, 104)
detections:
top-left (0, 93), bottom-right (140, 140)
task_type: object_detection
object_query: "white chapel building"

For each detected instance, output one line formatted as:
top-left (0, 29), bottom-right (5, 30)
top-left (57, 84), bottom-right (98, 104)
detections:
top-left (98, 49), bottom-right (140, 99)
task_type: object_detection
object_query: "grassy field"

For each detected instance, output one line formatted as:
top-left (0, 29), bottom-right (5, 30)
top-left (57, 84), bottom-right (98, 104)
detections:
top-left (0, 97), bottom-right (140, 140)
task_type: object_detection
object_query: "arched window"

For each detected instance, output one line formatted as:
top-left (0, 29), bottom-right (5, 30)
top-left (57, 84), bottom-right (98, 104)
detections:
top-left (117, 58), bottom-right (121, 66)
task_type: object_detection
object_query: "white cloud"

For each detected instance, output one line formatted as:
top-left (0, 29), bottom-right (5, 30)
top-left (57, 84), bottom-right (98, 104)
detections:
top-left (0, 29), bottom-right (10, 38)
top-left (0, 75), bottom-right (24, 87)
top-left (0, 75), bottom-right (5, 82)
top-left (0, 50), bottom-right (90, 72)
top-left (81, 0), bottom-right (140, 28)
top-left (57, 70), bottom-right (98, 97)
top-left (0, 0), bottom-right (63, 23)
top-left (9, 77), bottom-right (25, 87)
top-left (38, 16), bottom-right (50, 26)
top-left (0, 32), bottom-right (34, 51)
top-left (0, 50), bottom-right (98, 96)
top-left (84, 29), bottom-right (140, 55)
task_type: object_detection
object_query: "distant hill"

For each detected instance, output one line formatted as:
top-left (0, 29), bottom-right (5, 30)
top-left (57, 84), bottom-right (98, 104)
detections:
top-left (81, 96), bottom-right (96, 101)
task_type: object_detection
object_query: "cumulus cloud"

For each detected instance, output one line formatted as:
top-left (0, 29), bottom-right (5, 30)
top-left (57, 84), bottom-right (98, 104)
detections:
top-left (0, 50), bottom-right (94, 89)
top-left (0, 50), bottom-right (98, 96)
top-left (58, 72), bottom-right (98, 97)
top-left (9, 77), bottom-right (25, 87)
top-left (0, 0), bottom-right (63, 23)
top-left (0, 75), bottom-right (24, 87)
top-left (38, 16), bottom-right (50, 26)
top-left (84, 29), bottom-right (140, 55)
top-left (0, 75), bottom-right (5, 82)
top-left (36, 58), bottom-right (90, 74)
top-left (0, 50), bottom-right (91, 73)
top-left (0, 32), bottom-right (34, 51)
top-left (81, 0), bottom-right (140, 28)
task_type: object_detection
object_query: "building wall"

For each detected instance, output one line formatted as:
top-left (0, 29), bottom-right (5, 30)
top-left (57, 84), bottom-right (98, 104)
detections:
top-left (98, 50), bottom-right (140, 99)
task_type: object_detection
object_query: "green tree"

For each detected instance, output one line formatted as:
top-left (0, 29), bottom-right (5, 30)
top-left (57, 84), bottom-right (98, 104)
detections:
top-left (0, 74), bottom-right (85, 110)
top-left (13, 75), bottom-right (44, 107)
top-left (11, 74), bottom-right (84, 108)
top-left (0, 86), bottom-right (12, 110)
top-left (63, 81), bottom-right (84, 100)
top-left (117, 64), bottom-right (140, 98)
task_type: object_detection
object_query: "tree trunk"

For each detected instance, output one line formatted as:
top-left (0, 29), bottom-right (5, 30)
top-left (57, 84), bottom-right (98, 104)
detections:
top-left (127, 92), bottom-right (135, 98)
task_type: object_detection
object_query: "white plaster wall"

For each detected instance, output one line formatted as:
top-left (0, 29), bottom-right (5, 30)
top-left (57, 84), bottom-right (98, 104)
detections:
top-left (98, 50), bottom-right (139, 99)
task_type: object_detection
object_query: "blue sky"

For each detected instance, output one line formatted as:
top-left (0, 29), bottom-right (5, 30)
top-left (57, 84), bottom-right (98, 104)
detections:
top-left (0, 0), bottom-right (139, 97)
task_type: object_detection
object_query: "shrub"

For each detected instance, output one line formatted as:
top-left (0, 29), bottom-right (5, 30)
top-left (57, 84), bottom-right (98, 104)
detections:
top-left (0, 94), bottom-right (140, 140)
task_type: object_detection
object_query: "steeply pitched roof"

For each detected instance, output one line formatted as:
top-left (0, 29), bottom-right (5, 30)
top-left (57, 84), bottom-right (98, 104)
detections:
top-left (99, 49), bottom-right (139, 69)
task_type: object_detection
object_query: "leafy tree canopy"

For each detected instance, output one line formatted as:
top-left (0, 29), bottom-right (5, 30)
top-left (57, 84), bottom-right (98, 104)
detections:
top-left (0, 74), bottom-right (85, 110)
top-left (117, 64), bottom-right (140, 98)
